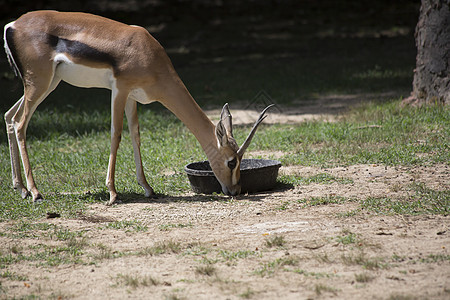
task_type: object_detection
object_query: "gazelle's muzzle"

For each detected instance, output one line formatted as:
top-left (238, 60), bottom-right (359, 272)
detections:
top-left (221, 184), bottom-right (241, 196)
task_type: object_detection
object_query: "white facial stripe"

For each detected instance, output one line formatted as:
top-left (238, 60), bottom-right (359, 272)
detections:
top-left (231, 160), bottom-right (240, 186)
top-left (232, 170), bottom-right (238, 185)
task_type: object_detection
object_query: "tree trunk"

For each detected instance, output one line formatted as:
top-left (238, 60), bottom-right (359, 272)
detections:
top-left (408, 0), bottom-right (449, 105)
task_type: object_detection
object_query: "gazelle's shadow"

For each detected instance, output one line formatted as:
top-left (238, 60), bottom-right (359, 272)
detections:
top-left (81, 181), bottom-right (293, 205)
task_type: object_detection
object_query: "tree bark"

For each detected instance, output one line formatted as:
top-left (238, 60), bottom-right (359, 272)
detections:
top-left (407, 0), bottom-right (449, 105)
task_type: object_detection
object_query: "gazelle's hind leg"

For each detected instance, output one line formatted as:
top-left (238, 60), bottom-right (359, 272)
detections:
top-left (5, 96), bottom-right (28, 198)
top-left (6, 76), bottom-right (61, 202)
top-left (125, 99), bottom-right (154, 198)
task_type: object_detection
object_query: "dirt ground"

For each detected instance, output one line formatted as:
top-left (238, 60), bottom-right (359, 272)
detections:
top-left (1, 109), bottom-right (449, 300)
top-left (1, 160), bottom-right (449, 299)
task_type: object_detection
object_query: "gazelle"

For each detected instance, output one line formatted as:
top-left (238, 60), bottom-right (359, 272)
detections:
top-left (3, 11), bottom-right (272, 205)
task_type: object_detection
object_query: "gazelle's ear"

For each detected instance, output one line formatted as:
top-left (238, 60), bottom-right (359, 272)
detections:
top-left (220, 103), bottom-right (233, 137)
top-left (215, 119), bottom-right (229, 148)
top-left (216, 103), bottom-right (235, 148)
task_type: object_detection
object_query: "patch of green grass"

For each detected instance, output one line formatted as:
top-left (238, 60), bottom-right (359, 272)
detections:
top-left (361, 184), bottom-right (449, 216)
top-left (199, 256), bottom-right (219, 265)
top-left (292, 269), bottom-right (334, 279)
top-left (335, 229), bottom-right (358, 245)
top-left (341, 251), bottom-right (388, 270)
top-left (92, 243), bottom-right (121, 260)
top-left (409, 183), bottom-right (449, 215)
top-left (337, 208), bottom-right (362, 218)
top-left (219, 249), bottom-right (258, 261)
top-left (9, 244), bottom-right (23, 255)
top-left (298, 195), bottom-right (350, 207)
top-left (254, 257), bottom-right (299, 277)
top-left (50, 228), bottom-right (85, 241)
top-left (164, 293), bottom-right (186, 300)
top-left (392, 253), bottom-right (406, 262)
top-left (138, 240), bottom-right (182, 256)
top-left (6, 222), bottom-right (85, 242)
top-left (279, 173), bottom-right (353, 186)
top-left (195, 264), bottom-right (216, 276)
top-left (67, 236), bottom-right (89, 250)
top-left (0, 223), bottom-right (88, 267)
top-left (315, 283), bottom-right (338, 296)
top-left (239, 288), bottom-right (255, 299)
top-left (32, 246), bottom-right (84, 266)
top-left (105, 220), bottom-right (148, 232)
top-left (419, 254), bottom-right (450, 263)
top-left (182, 242), bottom-right (210, 256)
top-left (355, 273), bottom-right (375, 283)
top-left (277, 200), bottom-right (290, 211)
top-left (159, 223), bottom-right (193, 231)
top-left (10, 221), bottom-right (53, 233)
top-left (0, 192), bottom-right (99, 221)
top-left (1, 270), bottom-right (29, 281)
top-left (314, 252), bottom-right (332, 264)
top-left (265, 235), bottom-right (286, 248)
top-left (257, 101), bottom-right (449, 167)
top-left (388, 294), bottom-right (418, 300)
top-left (1, 242), bottom-right (85, 267)
top-left (115, 273), bottom-right (160, 289)
top-left (0, 252), bottom-right (17, 268)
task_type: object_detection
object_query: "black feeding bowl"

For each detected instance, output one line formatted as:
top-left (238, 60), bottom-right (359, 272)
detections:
top-left (185, 159), bottom-right (281, 194)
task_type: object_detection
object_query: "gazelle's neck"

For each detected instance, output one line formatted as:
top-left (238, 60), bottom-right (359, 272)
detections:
top-left (155, 77), bottom-right (219, 160)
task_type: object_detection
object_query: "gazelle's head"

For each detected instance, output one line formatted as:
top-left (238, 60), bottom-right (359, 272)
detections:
top-left (209, 103), bottom-right (273, 196)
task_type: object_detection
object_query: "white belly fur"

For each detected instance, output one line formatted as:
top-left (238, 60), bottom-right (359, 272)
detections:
top-left (54, 53), bottom-right (113, 89)
top-left (53, 54), bottom-right (152, 104)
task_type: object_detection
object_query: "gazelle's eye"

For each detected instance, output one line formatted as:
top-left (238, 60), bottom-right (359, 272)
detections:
top-left (227, 157), bottom-right (237, 170)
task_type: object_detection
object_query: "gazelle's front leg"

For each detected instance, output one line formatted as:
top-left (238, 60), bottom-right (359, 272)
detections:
top-left (125, 99), bottom-right (154, 198)
top-left (106, 89), bottom-right (127, 205)
top-left (106, 87), bottom-right (128, 205)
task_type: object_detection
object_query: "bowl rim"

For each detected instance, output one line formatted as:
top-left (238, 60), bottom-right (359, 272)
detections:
top-left (184, 158), bottom-right (281, 177)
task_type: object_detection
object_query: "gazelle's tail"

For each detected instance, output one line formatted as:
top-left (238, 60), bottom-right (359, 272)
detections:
top-left (3, 22), bottom-right (23, 80)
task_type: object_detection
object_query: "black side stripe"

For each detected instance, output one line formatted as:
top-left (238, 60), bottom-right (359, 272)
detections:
top-left (48, 34), bottom-right (117, 69)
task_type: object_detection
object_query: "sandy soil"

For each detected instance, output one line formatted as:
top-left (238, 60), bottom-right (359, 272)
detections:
top-left (1, 161), bottom-right (449, 300)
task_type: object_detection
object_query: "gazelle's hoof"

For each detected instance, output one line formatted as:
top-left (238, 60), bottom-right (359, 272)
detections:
top-left (33, 193), bottom-right (44, 204)
top-left (144, 189), bottom-right (157, 199)
top-left (15, 184), bottom-right (30, 199)
top-left (147, 193), bottom-right (158, 199)
top-left (106, 194), bottom-right (120, 206)
top-left (142, 184), bottom-right (154, 198)
top-left (20, 189), bottom-right (30, 199)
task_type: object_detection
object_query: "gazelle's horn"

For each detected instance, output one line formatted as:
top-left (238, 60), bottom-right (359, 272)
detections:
top-left (237, 104), bottom-right (275, 157)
